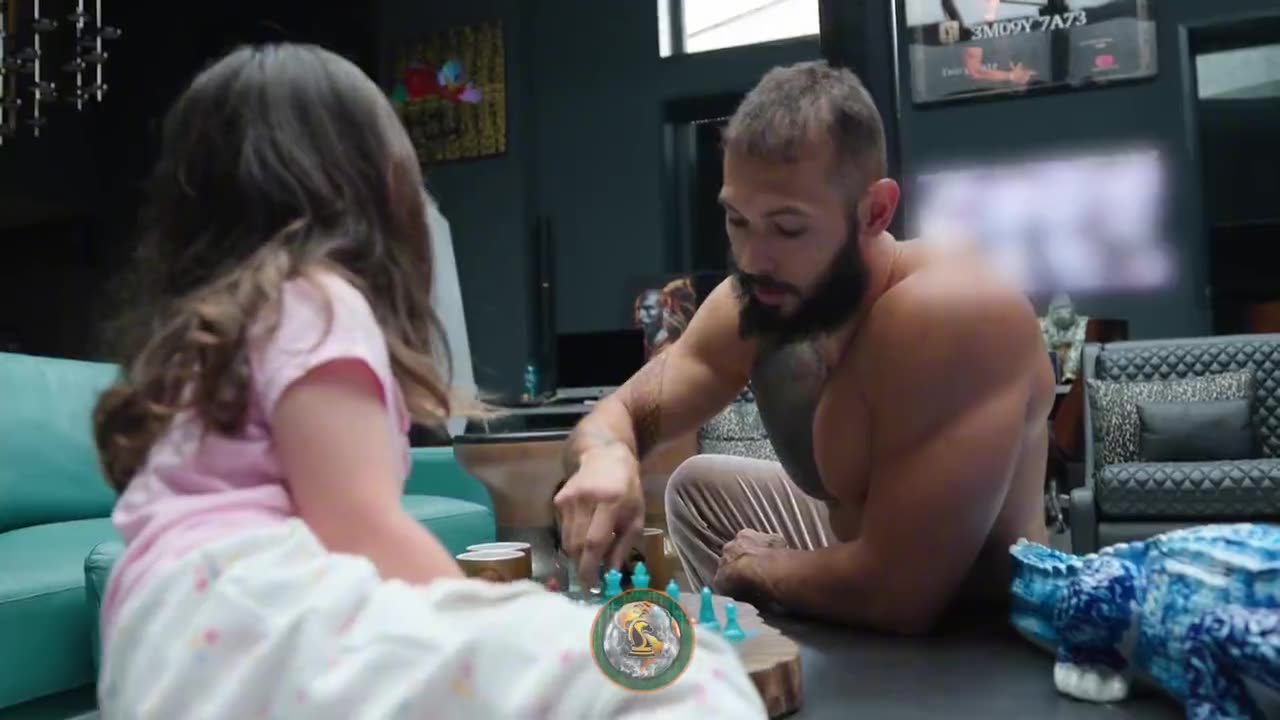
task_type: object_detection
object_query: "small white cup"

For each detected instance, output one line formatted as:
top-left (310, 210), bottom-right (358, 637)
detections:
top-left (467, 541), bottom-right (532, 554)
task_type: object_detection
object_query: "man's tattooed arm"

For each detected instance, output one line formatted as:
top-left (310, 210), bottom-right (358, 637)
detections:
top-left (625, 353), bottom-right (667, 460)
top-left (560, 353), bottom-right (670, 477)
top-left (561, 425), bottom-right (625, 476)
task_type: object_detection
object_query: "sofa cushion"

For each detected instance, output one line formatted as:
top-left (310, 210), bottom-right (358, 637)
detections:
top-left (1092, 336), bottom-right (1280, 457)
top-left (699, 392), bottom-right (778, 462)
top-left (399, 494), bottom-right (495, 556)
top-left (0, 518), bottom-right (119, 708)
top-left (0, 352), bottom-right (120, 533)
top-left (1087, 370), bottom-right (1255, 468)
top-left (405, 447), bottom-right (494, 513)
top-left (1137, 398), bottom-right (1258, 462)
top-left (1096, 459), bottom-right (1280, 519)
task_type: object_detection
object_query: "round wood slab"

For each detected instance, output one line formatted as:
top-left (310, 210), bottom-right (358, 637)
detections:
top-left (676, 592), bottom-right (802, 718)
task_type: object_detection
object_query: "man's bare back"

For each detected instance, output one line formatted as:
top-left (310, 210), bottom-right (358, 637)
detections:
top-left (554, 61), bottom-right (1053, 634)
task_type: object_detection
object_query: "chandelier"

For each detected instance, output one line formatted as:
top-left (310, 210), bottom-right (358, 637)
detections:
top-left (0, 0), bottom-right (121, 144)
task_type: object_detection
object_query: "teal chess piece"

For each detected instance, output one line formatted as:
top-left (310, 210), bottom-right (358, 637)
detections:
top-left (603, 568), bottom-right (623, 600)
top-left (698, 586), bottom-right (720, 631)
top-left (631, 562), bottom-right (650, 589)
top-left (665, 579), bottom-right (680, 600)
top-left (723, 601), bottom-right (746, 642)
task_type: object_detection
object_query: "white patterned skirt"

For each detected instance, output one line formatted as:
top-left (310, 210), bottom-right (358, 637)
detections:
top-left (98, 519), bottom-right (766, 720)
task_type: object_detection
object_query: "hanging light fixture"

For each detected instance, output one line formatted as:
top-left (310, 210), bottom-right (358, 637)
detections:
top-left (0, 0), bottom-right (121, 144)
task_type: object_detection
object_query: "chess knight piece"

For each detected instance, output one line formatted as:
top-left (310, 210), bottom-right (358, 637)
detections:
top-left (1040, 294), bottom-right (1088, 382)
top-left (617, 602), bottom-right (663, 659)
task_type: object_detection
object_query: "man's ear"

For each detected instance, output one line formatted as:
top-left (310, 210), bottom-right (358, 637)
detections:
top-left (859, 178), bottom-right (901, 238)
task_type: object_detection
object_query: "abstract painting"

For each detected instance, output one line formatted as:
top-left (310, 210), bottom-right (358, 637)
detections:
top-left (389, 21), bottom-right (507, 163)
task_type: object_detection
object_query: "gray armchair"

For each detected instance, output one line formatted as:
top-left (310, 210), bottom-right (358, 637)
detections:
top-left (1071, 334), bottom-right (1280, 553)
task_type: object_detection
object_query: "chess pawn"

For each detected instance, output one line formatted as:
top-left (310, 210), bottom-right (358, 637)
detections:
top-left (631, 561), bottom-right (650, 589)
top-left (698, 586), bottom-right (720, 631)
top-left (603, 568), bottom-right (623, 600)
top-left (722, 601), bottom-right (746, 642)
top-left (664, 579), bottom-right (680, 600)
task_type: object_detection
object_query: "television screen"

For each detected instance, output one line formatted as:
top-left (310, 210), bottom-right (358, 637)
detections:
top-left (911, 148), bottom-right (1174, 295)
top-left (556, 330), bottom-right (646, 390)
top-left (903, 0), bottom-right (1157, 105)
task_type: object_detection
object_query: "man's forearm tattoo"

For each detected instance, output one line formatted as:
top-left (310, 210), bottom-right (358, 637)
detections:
top-left (562, 425), bottom-right (621, 475)
top-left (628, 353), bottom-right (667, 460)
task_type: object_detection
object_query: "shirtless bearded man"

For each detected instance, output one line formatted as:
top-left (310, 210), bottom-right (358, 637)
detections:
top-left (555, 61), bottom-right (1054, 635)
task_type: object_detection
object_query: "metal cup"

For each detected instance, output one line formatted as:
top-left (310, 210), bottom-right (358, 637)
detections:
top-left (466, 542), bottom-right (533, 580)
top-left (456, 549), bottom-right (530, 582)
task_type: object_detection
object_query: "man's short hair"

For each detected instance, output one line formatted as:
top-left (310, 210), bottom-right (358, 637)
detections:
top-left (723, 61), bottom-right (887, 193)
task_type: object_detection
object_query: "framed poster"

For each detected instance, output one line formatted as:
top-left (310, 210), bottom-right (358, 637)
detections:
top-left (389, 21), bottom-right (507, 163)
top-left (903, 0), bottom-right (1157, 106)
top-left (625, 273), bottom-right (724, 358)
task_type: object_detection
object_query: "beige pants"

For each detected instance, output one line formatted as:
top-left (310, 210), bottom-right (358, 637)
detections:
top-left (664, 454), bottom-right (835, 590)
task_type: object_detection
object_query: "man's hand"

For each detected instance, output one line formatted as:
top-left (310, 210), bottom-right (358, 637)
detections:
top-left (1008, 62), bottom-right (1036, 85)
top-left (554, 445), bottom-right (645, 588)
top-left (712, 529), bottom-right (787, 606)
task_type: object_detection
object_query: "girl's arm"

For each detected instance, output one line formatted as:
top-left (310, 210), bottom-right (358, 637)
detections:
top-left (273, 357), bottom-right (463, 585)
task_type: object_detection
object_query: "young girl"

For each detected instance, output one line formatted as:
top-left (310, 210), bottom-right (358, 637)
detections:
top-left (92, 43), bottom-right (766, 719)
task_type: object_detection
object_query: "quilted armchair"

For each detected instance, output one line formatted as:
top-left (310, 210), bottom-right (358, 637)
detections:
top-left (1070, 334), bottom-right (1280, 553)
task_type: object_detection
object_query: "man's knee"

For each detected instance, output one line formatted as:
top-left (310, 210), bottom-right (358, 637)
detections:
top-left (665, 454), bottom-right (723, 505)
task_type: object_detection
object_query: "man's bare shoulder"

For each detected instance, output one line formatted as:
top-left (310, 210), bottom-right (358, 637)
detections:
top-left (680, 278), bottom-right (752, 347)
top-left (664, 277), bottom-right (759, 380)
top-left (855, 261), bottom-right (1044, 406)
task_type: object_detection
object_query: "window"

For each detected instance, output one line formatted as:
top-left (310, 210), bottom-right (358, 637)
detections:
top-left (1197, 43), bottom-right (1280, 100)
top-left (658, 0), bottom-right (821, 58)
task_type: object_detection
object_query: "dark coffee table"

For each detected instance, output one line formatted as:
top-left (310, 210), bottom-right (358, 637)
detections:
top-left (763, 614), bottom-right (1181, 719)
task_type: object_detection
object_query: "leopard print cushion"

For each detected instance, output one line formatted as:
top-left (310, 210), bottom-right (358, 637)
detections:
top-left (1087, 369), bottom-right (1255, 467)
top-left (698, 391), bottom-right (778, 462)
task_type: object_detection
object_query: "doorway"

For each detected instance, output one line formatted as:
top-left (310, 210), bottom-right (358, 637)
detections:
top-left (662, 92), bottom-right (743, 275)
top-left (1189, 14), bottom-right (1280, 334)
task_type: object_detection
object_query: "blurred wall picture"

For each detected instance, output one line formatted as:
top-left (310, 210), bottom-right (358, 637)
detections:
top-left (628, 274), bottom-right (722, 358)
top-left (912, 147), bottom-right (1174, 296)
top-left (903, 0), bottom-right (1157, 105)
top-left (388, 21), bottom-right (507, 162)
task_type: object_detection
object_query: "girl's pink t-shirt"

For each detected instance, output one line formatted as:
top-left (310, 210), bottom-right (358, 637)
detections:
top-left (101, 273), bottom-right (411, 636)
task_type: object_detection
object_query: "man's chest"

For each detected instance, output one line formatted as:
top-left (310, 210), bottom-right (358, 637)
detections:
top-left (812, 384), bottom-right (873, 507)
top-left (751, 341), bottom-right (874, 506)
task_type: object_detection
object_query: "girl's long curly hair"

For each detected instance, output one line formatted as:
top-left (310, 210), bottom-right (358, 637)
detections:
top-left (94, 43), bottom-right (466, 492)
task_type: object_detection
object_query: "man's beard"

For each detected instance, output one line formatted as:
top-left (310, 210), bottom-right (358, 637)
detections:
top-left (731, 234), bottom-right (870, 346)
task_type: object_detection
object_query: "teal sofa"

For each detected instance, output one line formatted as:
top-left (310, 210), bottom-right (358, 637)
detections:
top-left (0, 352), bottom-right (495, 719)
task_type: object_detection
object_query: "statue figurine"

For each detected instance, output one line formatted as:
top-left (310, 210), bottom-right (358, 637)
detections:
top-left (1008, 523), bottom-right (1280, 719)
top-left (1040, 293), bottom-right (1088, 382)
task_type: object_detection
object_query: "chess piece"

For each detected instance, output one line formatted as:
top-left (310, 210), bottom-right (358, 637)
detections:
top-left (664, 579), bottom-right (680, 600)
top-left (698, 586), bottom-right (720, 631)
top-left (723, 601), bottom-right (746, 642)
top-left (603, 568), bottom-right (623, 600)
top-left (631, 561), bottom-right (650, 589)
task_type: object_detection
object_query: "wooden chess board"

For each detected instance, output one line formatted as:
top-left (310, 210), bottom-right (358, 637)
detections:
top-left (567, 589), bottom-right (801, 718)
top-left (679, 592), bottom-right (802, 719)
